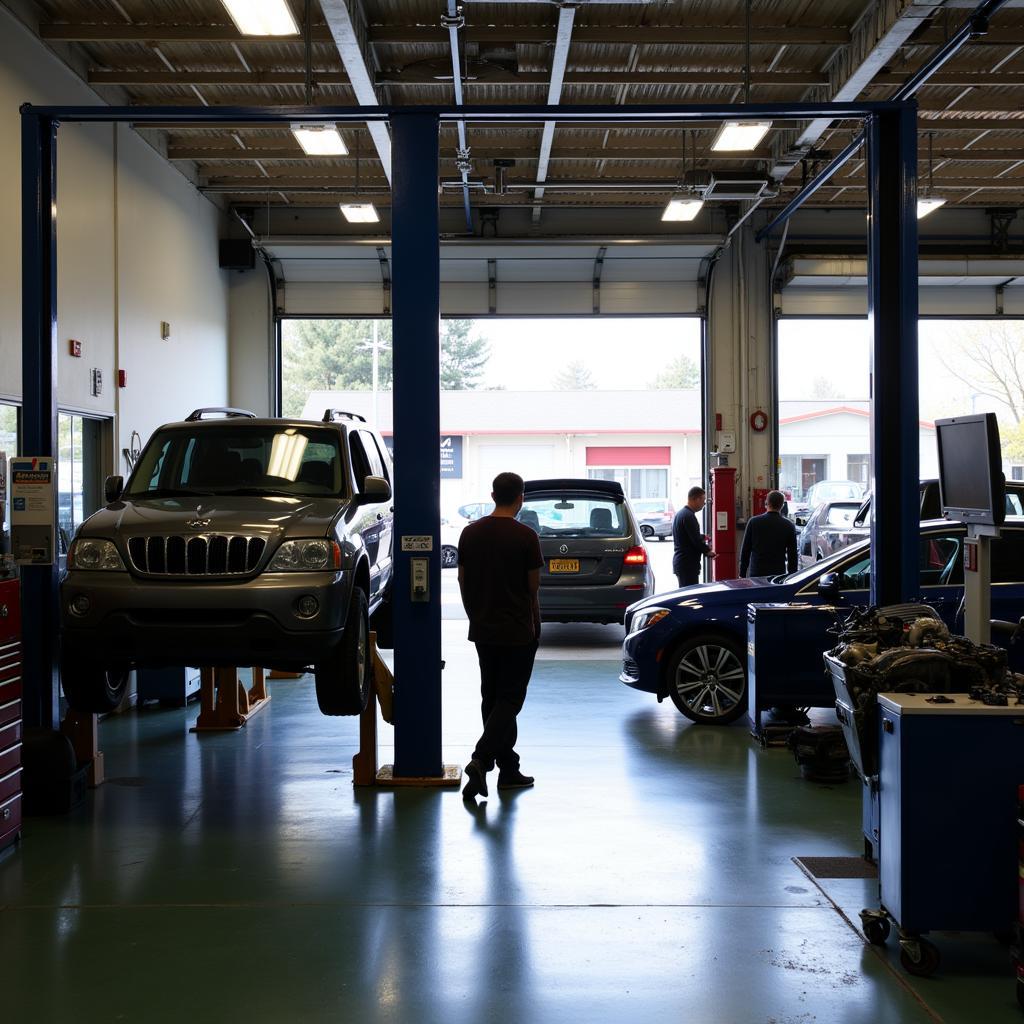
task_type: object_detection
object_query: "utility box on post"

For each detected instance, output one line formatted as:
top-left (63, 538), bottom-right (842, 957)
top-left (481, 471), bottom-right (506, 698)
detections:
top-left (711, 466), bottom-right (737, 580)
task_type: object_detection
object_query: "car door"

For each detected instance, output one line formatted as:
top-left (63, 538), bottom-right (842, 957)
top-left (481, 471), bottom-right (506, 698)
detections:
top-left (360, 429), bottom-right (394, 595)
top-left (348, 431), bottom-right (384, 600)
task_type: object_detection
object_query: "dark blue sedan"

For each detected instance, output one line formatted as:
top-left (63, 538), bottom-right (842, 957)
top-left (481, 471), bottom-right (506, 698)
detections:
top-left (621, 519), bottom-right (1024, 725)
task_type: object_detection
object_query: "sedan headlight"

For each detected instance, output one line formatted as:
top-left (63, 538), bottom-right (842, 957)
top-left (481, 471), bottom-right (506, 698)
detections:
top-left (69, 539), bottom-right (126, 571)
top-left (632, 607), bottom-right (671, 632)
top-left (268, 539), bottom-right (342, 572)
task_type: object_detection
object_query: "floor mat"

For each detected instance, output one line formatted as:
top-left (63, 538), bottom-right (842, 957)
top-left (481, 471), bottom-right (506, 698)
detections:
top-left (795, 856), bottom-right (878, 879)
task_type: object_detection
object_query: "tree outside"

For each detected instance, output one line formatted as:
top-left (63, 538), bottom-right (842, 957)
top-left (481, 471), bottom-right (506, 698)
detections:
top-left (932, 320), bottom-right (1024, 425)
top-left (553, 360), bottom-right (596, 390)
top-left (649, 354), bottom-right (700, 390)
top-left (281, 318), bottom-right (492, 416)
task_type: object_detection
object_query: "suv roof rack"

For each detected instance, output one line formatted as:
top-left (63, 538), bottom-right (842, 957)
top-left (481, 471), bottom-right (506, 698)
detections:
top-left (322, 409), bottom-right (367, 424)
top-left (185, 407), bottom-right (257, 421)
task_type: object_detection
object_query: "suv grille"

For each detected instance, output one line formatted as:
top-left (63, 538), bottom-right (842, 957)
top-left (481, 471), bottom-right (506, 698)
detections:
top-left (127, 535), bottom-right (266, 577)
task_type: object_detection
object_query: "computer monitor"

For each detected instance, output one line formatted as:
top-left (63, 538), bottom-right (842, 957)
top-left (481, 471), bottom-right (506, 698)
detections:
top-left (935, 413), bottom-right (1005, 527)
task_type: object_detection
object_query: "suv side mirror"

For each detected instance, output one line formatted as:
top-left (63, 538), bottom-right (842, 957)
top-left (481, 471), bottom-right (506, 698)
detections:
top-left (817, 571), bottom-right (841, 602)
top-left (360, 475), bottom-right (392, 503)
top-left (104, 475), bottom-right (124, 503)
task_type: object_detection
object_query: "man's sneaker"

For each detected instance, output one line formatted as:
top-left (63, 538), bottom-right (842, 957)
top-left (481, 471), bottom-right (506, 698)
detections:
top-left (462, 759), bottom-right (489, 800)
top-left (497, 770), bottom-right (535, 790)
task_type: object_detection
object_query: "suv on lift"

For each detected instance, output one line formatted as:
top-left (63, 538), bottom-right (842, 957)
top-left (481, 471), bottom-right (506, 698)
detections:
top-left (59, 408), bottom-right (394, 718)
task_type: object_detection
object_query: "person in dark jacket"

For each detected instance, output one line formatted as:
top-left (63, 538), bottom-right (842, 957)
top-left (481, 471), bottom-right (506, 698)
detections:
top-left (739, 489), bottom-right (798, 577)
top-left (672, 485), bottom-right (716, 587)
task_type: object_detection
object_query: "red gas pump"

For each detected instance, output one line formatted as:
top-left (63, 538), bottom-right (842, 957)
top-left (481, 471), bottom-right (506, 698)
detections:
top-left (710, 466), bottom-right (738, 580)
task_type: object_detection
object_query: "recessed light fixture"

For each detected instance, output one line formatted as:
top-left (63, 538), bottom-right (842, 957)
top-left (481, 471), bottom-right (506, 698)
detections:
top-left (917, 196), bottom-right (946, 219)
top-left (340, 203), bottom-right (380, 224)
top-left (291, 124), bottom-right (349, 156)
top-left (711, 120), bottom-right (772, 153)
top-left (661, 198), bottom-right (704, 222)
top-left (221, 0), bottom-right (299, 36)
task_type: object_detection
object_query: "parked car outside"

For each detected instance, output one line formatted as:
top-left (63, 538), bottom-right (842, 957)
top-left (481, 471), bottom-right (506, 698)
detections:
top-left (853, 477), bottom-right (1024, 528)
top-left (457, 500), bottom-right (495, 523)
top-left (631, 498), bottom-right (676, 541)
top-left (60, 407), bottom-right (394, 718)
top-left (791, 479), bottom-right (864, 526)
top-left (797, 500), bottom-right (862, 569)
top-left (440, 513), bottom-right (463, 568)
top-left (517, 478), bottom-right (655, 625)
top-left (621, 518), bottom-right (1024, 725)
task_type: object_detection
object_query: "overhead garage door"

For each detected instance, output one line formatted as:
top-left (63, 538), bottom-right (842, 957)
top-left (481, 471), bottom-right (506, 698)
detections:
top-left (778, 257), bottom-right (1024, 317)
top-left (263, 240), bottom-right (721, 317)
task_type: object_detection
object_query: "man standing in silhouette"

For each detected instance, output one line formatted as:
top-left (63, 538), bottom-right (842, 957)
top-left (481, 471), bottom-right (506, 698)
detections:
top-left (740, 489), bottom-right (799, 577)
top-left (458, 471), bottom-right (543, 801)
top-left (673, 485), bottom-right (716, 587)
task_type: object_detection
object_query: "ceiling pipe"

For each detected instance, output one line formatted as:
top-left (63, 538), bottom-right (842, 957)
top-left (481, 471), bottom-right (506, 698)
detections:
top-left (444, 1), bottom-right (474, 232)
top-left (755, 0), bottom-right (1009, 243)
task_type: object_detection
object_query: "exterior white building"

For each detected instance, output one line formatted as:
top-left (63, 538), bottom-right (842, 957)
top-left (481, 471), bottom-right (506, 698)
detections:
top-left (303, 391), bottom-right (941, 512)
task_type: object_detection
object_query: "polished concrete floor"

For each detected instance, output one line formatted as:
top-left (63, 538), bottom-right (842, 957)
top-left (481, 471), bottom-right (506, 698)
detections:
top-left (0, 607), bottom-right (1019, 1022)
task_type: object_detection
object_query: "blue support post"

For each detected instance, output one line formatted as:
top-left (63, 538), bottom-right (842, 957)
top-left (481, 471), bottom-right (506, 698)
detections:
top-left (20, 109), bottom-right (60, 729)
top-left (867, 105), bottom-right (920, 606)
top-left (390, 112), bottom-right (443, 778)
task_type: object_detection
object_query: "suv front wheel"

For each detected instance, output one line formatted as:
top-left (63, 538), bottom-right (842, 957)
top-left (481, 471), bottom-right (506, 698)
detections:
top-left (315, 588), bottom-right (371, 715)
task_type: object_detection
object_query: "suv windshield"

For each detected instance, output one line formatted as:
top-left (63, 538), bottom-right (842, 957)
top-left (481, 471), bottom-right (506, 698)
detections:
top-left (519, 493), bottom-right (631, 538)
top-left (127, 426), bottom-right (348, 499)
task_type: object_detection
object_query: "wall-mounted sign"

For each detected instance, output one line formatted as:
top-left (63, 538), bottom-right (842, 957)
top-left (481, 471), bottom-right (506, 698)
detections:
top-left (10, 456), bottom-right (55, 565)
top-left (381, 435), bottom-right (463, 479)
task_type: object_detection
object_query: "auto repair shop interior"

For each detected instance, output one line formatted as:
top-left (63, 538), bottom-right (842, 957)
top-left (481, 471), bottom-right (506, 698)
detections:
top-left (3, 1), bottom-right (1024, 1021)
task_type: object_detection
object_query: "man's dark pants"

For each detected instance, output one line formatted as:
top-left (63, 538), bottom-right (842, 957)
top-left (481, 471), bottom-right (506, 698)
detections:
top-left (675, 563), bottom-right (700, 588)
top-left (472, 641), bottom-right (538, 773)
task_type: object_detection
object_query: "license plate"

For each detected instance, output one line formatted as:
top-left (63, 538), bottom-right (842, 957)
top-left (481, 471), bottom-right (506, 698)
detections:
top-left (549, 559), bottom-right (580, 574)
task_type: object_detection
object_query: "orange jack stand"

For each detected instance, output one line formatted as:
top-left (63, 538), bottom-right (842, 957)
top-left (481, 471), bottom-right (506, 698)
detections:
top-left (353, 635), bottom-right (462, 789)
top-left (60, 710), bottom-right (104, 788)
top-left (192, 667), bottom-right (271, 732)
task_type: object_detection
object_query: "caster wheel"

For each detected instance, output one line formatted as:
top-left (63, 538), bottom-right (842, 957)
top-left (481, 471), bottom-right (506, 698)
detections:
top-left (863, 917), bottom-right (891, 946)
top-left (900, 938), bottom-right (940, 978)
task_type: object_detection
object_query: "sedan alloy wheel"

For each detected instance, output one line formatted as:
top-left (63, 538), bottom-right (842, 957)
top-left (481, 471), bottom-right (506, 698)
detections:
top-left (667, 633), bottom-right (747, 724)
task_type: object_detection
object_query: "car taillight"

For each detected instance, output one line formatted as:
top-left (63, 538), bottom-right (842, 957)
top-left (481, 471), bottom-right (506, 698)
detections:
top-left (662, 511), bottom-right (673, 519)
top-left (624, 545), bottom-right (647, 566)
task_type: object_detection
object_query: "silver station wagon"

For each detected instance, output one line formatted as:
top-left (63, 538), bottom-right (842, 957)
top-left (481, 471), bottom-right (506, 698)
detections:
top-left (518, 478), bottom-right (655, 625)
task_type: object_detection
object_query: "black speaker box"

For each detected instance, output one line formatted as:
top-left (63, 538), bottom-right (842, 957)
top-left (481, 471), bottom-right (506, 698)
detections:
top-left (219, 238), bottom-right (256, 270)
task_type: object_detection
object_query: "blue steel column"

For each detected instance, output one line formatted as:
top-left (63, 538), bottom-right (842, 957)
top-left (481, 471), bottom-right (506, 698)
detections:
top-left (390, 112), bottom-right (443, 778)
top-left (866, 105), bottom-right (920, 605)
top-left (20, 109), bottom-right (60, 729)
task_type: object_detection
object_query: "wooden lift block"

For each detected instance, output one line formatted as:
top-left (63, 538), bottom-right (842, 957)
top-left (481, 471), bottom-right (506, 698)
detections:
top-left (60, 710), bottom-right (104, 788)
top-left (353, 634), bottom-right (461, 788)
top-left (192, 667), bottom-right (271, 731)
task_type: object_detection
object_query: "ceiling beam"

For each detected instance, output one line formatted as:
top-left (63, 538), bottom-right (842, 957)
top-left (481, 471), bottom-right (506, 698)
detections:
top-left (532, 3), bottom-right (576, 221)
top-left (318, 0), bottom-right (391, 184)
top-left (769, 0), bottom-right (951, 181)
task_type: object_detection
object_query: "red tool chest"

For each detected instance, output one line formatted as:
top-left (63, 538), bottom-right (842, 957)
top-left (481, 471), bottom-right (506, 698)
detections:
top-left (0, 577), bottom-right (22, 853)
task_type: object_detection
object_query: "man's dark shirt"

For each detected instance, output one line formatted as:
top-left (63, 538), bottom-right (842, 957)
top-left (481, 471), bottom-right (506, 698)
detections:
top-left (458, 516), bottom-right (544, 645)
top-left (672, 505), bottom-right (711, 578)
top-left (739, 510), bottom-right (799, 577)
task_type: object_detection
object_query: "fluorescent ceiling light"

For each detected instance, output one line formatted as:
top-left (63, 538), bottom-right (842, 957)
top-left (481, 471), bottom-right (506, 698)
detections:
top-left (661, 198), bottom-right (704, 222)
top-left (221, 0), bottom-right (299, 36)
top-left (268, 430), bottom-right (307, 481)
top-left (291, 124), bottom-right (349, 156)
top-left (711, 121), bottom-right (772, 152)
top-left (917, 196), bottom-right (946, 219)
top-left (340, 203), bottom-right (380, 224)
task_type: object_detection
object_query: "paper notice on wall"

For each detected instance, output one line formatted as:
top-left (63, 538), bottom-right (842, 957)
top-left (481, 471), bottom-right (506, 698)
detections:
top-left (11, 457), bottom-right (54, 564)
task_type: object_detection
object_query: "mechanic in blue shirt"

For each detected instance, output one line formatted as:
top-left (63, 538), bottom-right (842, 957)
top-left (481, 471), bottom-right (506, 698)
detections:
top-left (739, 489), bottom-right (799, 577)
top-left (672, 485), bottom-right (716, 587)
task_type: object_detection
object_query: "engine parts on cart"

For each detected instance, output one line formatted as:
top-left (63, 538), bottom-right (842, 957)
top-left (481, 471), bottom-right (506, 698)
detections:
top-left (825, 604), bottom-right (1011, 778)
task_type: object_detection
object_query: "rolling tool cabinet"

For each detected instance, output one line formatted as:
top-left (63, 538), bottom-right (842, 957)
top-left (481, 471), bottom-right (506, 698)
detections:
top-left (860, 693), bottom-right (1024, 976)
top-left (0, 577), bottom-right (22, 853)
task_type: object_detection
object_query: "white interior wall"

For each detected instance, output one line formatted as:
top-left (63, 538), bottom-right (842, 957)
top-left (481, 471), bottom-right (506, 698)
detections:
top-left (0, 6), bottom-right (229, 466)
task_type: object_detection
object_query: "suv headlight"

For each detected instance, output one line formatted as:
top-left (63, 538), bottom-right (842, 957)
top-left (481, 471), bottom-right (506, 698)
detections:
top-left (632, 607), bottom-right (671, 632)
top-left (69, 539), bottom-right (126, 571)
top-left (268, 539), bottom-right (342, 572)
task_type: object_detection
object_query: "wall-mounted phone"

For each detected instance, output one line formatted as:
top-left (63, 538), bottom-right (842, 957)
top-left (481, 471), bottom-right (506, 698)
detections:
top-left (411, 557), bottom-right (429, 602)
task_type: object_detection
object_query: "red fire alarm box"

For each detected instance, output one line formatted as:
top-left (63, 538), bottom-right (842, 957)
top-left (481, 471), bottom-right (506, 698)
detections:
top-left (117, 369), bottom-right (127, 388)
top-left (69, 339), bottom-right (82, 358)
